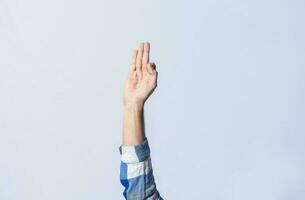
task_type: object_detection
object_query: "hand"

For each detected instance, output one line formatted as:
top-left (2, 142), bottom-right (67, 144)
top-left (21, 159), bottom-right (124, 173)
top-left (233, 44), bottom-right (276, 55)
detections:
top-left (123, 41), bottom-right (158, 107)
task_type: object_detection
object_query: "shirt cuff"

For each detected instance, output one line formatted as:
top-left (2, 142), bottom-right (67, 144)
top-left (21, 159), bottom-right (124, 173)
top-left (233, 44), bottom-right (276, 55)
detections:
top-left (119, 137), bottom-right (151, 164)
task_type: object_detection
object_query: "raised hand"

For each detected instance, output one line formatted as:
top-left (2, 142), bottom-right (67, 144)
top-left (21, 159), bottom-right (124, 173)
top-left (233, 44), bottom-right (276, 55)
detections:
top-left (121, 43), bottom-right (162, 200)
top-left (123, 41), bottom-right (158, 107)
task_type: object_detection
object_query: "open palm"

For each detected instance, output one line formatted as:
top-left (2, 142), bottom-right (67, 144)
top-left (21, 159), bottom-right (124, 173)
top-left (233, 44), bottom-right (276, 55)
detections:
top-left (123, 42), bottom-right (158, 106)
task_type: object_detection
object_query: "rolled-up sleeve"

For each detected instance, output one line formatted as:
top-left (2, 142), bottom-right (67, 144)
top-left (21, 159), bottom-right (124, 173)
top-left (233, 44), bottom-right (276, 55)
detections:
top-left (119, 137), bottom-right (163, 200)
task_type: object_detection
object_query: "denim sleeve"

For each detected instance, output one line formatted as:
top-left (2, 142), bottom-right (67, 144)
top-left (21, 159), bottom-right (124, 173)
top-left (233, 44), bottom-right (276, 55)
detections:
top-left (119, 137), bottom-right (163, 200)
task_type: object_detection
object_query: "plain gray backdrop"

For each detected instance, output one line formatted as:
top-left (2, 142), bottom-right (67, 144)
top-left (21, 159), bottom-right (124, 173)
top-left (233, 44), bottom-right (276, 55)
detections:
top-left (0, 0), bottom-right (305, 199)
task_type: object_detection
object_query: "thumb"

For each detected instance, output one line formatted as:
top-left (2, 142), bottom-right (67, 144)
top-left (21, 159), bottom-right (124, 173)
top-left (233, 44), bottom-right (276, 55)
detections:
top-left (147, 62), bottom-right (156, 74)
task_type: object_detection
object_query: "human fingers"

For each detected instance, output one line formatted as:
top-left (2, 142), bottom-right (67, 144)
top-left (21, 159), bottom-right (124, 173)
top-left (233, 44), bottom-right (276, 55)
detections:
top-left (136, 42), bottom-right (144, 79)
top-left (130, 49), bottom-right (137, 71)
top-left (147, 62), bottom-right (157, 75)
top-left (143, 41), bottom-right (150, 65)
top-left (142, 41), bottom-right (150, 75)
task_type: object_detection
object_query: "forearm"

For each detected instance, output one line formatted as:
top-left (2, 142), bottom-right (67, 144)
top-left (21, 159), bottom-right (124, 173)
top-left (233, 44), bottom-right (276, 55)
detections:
top-left (120, 103), bottom-right (162, 200)
top-left (122, 102), bottom-right (145, 146)
top-left (119, 42), bottom-right (162, 199)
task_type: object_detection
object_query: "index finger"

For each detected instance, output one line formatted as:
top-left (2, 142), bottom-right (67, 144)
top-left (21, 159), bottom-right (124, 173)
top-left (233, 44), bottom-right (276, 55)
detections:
top-left (130, 49), bottom-right (137, 71)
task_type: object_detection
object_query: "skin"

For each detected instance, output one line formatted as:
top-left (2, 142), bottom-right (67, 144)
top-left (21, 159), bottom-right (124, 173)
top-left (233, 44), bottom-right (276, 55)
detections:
top-left (122, 41), bottom-right (158, 146)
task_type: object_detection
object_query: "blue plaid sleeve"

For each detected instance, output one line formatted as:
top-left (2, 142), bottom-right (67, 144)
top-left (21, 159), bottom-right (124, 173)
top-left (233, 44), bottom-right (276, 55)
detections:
top-left (119, 137), bottom-right (163, 200)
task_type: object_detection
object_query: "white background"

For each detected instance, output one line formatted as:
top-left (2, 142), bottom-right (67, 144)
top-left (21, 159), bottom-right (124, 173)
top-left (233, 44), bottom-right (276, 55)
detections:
top-left (0, 0), bottom-right (305, 199)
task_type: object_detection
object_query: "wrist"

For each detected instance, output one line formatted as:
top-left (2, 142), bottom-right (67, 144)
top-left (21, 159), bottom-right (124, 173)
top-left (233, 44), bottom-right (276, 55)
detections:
top-left (123, 101), bottom-right (144, 112)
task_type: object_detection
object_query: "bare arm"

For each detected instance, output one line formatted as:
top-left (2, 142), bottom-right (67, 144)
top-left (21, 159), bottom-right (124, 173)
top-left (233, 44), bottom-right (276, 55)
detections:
top-left (119, 42), bottom-right (162, 200)
top-left (122, 41), bottom-right (157, 145)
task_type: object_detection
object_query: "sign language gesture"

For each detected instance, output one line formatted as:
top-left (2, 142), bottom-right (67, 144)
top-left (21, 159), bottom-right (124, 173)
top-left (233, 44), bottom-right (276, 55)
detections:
top-left (121, 42), bottom-right (162, 199)
top-left (123, 41), bottom-right (158, 107)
